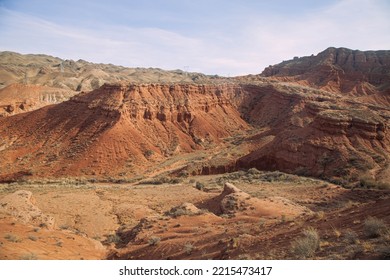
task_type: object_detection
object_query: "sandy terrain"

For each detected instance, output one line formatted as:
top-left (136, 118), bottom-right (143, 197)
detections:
top-left (1, 171), bottom-right (389, 260)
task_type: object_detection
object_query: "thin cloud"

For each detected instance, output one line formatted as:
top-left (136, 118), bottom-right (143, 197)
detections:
top-left (0, 0), bottom-right (389, 75)
top-left (245, 0), bottom-right (390, 70)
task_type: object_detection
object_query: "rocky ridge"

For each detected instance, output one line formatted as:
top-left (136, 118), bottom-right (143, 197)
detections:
top-left (0, 47), bottom-right (389, 184)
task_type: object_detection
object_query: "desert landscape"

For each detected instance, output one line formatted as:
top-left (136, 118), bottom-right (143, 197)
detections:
top-left (0, 47), bottom-right (389, 260)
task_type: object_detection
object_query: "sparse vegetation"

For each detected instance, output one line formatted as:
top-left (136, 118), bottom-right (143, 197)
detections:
top-left (359, 177), bottom-right (390, 190)
top-left (28, 235), bottom-right (38, 241)
top-left (360, 177), bottom-right (379, 189)
top-left (178, 170), bottom-right (189, 178)
top-left (347, 244), bottom-right (364, 259)
top-left (258, 218), bottom-right (266, 228)
top-left (4, 234), bottom-right (21, 243)
top-left (378, 245), bottom-right (390, 259)
top-left (183, 242), bottom-right (194, 255)
top-left (144, 150), bottom-right (154, 158)
top-left (364, 217), bottom-right (388, 238)
top-left (344, 229), bottom-right (359, 244)
top-left (138, 176), bottom-right (182, 185)
top-left (195, 181), bottom-right (204, 191)
top-left (20, 253), bottom-right (38, 260)
top-left (59, 224), bottom-right (70, 230)
top-left (148, 236), bottom-right (161, 246)
top-left (291, 227), bottom-right (320, 259)
top-left (105, 233), bottom-right (123, 244)
top-left (314, 211), bottom-right (325, 220)
top-left (331, 226), bottom-right (341, 239)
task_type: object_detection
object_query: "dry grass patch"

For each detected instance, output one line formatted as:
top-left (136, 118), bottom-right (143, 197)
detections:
top-left (4, 234), bottom-right (21, 243)
top-left (291, 227), bottom-right (320, 259)
top-left (364, 217), bottom-right (388, 238)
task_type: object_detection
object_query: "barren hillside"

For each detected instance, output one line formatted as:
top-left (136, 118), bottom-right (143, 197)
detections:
top-left (0, 51), bottom-right (226, 116)
top-left (0, 47), bottom-right (389, 260)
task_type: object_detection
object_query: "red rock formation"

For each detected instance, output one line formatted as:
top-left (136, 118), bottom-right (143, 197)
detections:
top-left (236, 86), bottom-right (390, 184)
top-left (261, 47), bottom-right (390, 102)
top-left (0, 83), bottom-right (249, 178)
top-left (1, 48), bottom-right (389, 184)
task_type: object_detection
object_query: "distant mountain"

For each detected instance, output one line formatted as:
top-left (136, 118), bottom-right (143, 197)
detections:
top-left (0, 51), bottom-right (226, 116)
top-left (0, 51), bottom-right (219, 91)
top-left (260, 47), bottom-right (390, 100)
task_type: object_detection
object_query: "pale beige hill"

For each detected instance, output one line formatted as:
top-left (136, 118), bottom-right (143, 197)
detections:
top-left (0, 83), bottom-right (75, 117)
top-left (0, 51), bottom-right (225, 92)
top-left (0, 51), bottom-right (229, 115)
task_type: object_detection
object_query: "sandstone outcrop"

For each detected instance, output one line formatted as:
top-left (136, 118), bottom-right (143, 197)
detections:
top-left (260, 47), bottom-right (390, 106)
top-left (0, 83), bottom-right (249, 178)
top-left (0, 190), bottom-right (54, 228)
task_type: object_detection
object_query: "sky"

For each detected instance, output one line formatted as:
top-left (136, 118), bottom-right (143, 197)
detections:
top-left (0, 0), bottom-right (389, 76)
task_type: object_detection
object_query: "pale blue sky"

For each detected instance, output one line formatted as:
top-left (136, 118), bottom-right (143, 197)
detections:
top-left (0, 0), bottom-right (389, 75)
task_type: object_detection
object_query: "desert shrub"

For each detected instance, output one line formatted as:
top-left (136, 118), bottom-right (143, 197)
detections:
top-left (139, 177), bottom-right (181, 185)
top-left (344, 229), bottom-right (359, 244)
top-left (144, 150), bottom-right (154, 158)
top-left (170, 178), bottom-right (182, 184)
top-left (377, 181), bottom-right (390, 190)
top-left (331, 226), bottom-right (341, 239)
top-left (358, 177), bottom-right (390, 189)
top-left (247, 168), bottom-right (261, 175)
top-left (168, 207), bottom-right (193, 218)
top-left (183, 242), bottom-right (194, 255)
top-left (178, 170), bottom-right (189, 178)
top-left (28, 235), bottom-right (38, 241)
top-left (148, 236), bottom-right (161, 246)
top-left (237, 254), bottom-right (253, 260)
top-left (59, 224), bottom-right (70, 230)
top-left (291, 227), bottom-right (320, 259)
top-left (4, 234), bottom-right (21, 243)
top-left (347, 244), bottom-right (364, 259)
top-left (359, 177), bottom-right (376, 188)
top-left (195, 181), bottom-right (204, 191)
top-left (364, 217), bottom-right (388, 238)
top-left (315, 211), bottom-right (325, 220)
top-left (105, 233), bottom-right (122, 244)
top-left (378, 246), bottom-right (390, 259)
top-left (258, 218), bottom-right (266, 228)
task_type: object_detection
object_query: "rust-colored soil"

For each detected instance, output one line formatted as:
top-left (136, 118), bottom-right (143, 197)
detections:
top-left (1, 174), bottom-right (389, 260)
